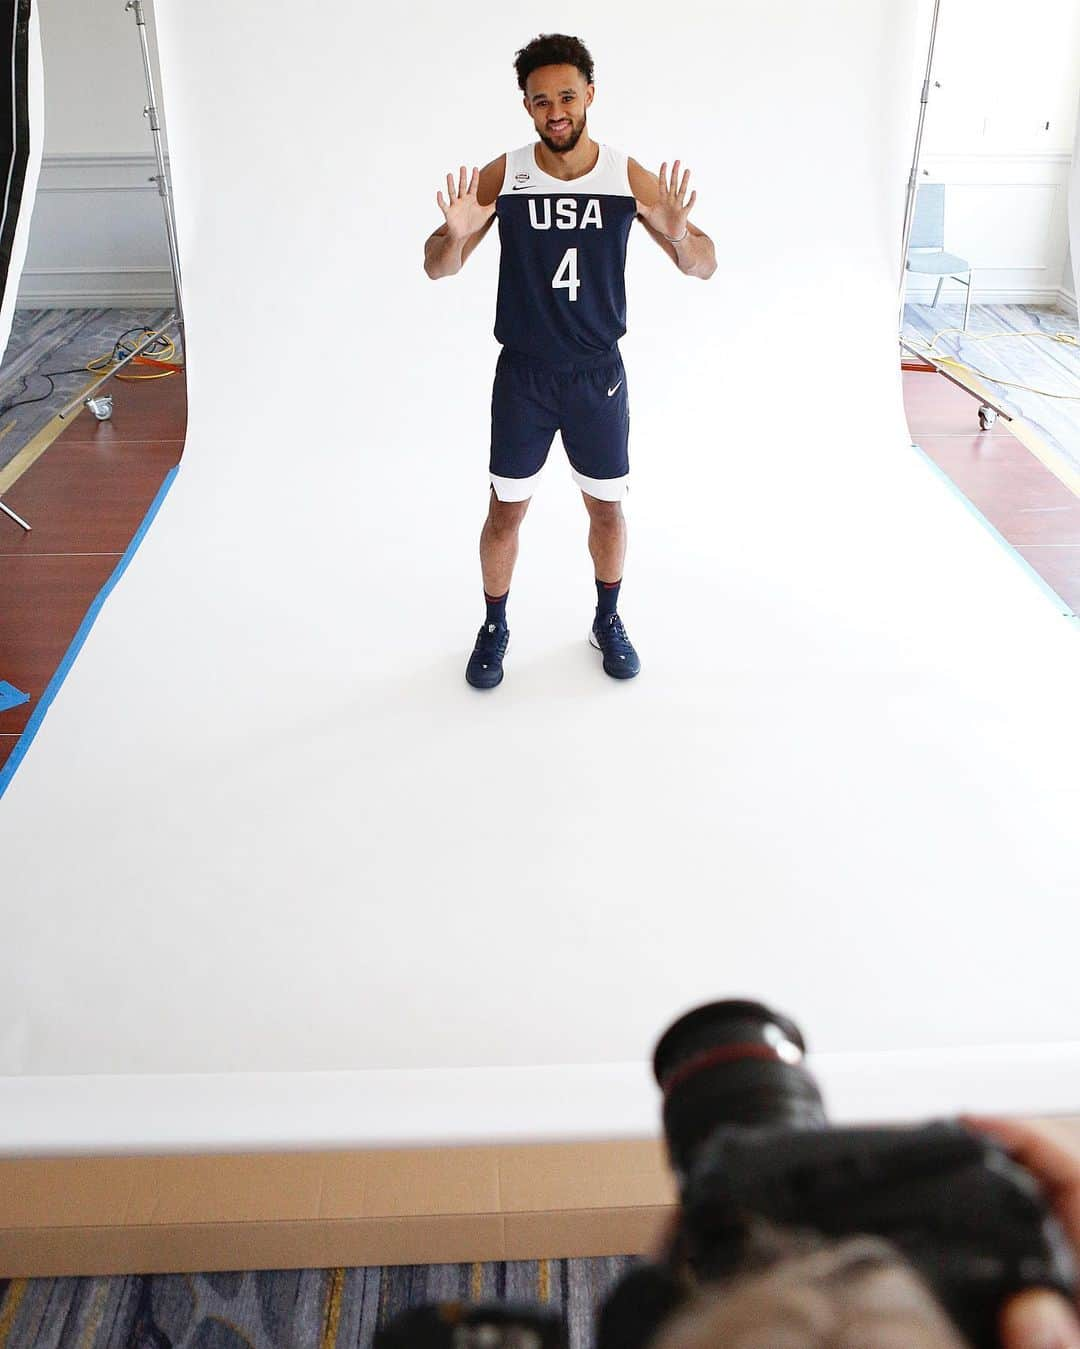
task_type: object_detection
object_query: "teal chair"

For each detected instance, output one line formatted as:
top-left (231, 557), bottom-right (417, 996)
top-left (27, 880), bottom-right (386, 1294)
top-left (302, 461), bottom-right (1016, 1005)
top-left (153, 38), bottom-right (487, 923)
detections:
top-left (906, 183), bottom-right (973, 331)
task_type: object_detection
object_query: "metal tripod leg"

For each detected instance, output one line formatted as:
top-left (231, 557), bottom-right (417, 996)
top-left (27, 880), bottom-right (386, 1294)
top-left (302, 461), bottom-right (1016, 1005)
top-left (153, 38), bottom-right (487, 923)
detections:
top-left (0, 497), bottom-right (31, 531)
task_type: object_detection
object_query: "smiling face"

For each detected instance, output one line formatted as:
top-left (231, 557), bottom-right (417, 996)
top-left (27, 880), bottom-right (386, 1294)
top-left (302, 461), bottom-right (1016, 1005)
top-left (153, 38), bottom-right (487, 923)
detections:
top-left (523, 63), bottom-right (594, 155)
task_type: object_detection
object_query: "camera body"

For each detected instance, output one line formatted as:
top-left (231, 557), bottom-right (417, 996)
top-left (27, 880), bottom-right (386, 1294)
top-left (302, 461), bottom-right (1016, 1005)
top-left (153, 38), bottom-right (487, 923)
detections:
top-left (377, 999), bottom-right (1077, 1349)
top-left (656, 1000), bottom-right (1077, 1349)
top-left (679, 1118), bottom-right (1075, 1347)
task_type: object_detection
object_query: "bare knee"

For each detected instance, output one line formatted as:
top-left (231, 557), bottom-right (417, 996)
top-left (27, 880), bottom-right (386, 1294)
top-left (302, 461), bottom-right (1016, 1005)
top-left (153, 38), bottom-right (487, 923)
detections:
top-left (485, 492), bottom-right (530, 538)
top-left (582, 494), bottom-right (624, 529)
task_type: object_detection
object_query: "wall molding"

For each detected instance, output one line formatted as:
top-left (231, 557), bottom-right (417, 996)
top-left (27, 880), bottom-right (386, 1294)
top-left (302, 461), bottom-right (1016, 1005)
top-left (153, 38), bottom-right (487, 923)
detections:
top-left (904, 285), bottom-right (1070, 305)
top-left (925, 150), bottom-right (1072, 164)
top-left (18, 152), bottom-right (173, 308)
top-left (35, 151), bottom-right (167, 193)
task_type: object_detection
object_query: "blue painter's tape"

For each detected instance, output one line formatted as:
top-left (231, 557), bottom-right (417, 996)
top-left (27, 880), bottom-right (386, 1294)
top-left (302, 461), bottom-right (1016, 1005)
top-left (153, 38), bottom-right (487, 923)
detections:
top-left (0, 681), bottom-right (30, 712)
top-left (0, 464), bottom-right (180, 800)
top-left (909, 442), bottom-right (1078, 623)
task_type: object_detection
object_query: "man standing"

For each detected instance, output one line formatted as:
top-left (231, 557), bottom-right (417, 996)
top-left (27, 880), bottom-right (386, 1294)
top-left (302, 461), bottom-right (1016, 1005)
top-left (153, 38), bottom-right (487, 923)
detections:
top-left (424, 33), bottom-right (716, 688)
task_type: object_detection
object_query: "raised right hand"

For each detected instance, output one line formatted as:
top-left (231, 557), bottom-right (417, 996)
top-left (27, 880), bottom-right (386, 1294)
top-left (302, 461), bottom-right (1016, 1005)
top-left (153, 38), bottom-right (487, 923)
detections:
top-left (437, 165), bottom-right (495, 241)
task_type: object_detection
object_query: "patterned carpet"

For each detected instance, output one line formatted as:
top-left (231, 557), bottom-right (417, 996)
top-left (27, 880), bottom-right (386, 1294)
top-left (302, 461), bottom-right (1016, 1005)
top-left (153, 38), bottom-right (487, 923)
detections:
top-left (0, 308), bottom-right (181, 475)
top-left (0, 1258), bottom-right (636, 1348)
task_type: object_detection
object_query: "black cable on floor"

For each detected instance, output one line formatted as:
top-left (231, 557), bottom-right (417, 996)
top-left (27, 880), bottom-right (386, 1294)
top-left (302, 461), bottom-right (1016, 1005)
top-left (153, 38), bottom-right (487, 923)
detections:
top-left (0, 324), bottom-right (175, 419)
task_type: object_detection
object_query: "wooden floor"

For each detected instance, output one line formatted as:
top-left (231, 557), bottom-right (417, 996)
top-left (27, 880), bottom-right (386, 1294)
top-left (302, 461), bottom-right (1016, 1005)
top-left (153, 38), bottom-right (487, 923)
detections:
top-left (906, 369), bottom-right (1080, 609)
top-left (0, 306), bottom-right (178, 475)
top-left (0, 358), bottom-right (1077, 779)
top-left (0, 367), bottom-right (186, 774)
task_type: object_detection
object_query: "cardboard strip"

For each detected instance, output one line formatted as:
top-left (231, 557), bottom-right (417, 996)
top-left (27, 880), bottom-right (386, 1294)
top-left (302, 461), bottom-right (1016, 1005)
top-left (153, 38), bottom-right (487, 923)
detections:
top-left (3, 1127), bottom-right (1078, 1277)
top-left (0, 1140), bottom-right (677, 1277)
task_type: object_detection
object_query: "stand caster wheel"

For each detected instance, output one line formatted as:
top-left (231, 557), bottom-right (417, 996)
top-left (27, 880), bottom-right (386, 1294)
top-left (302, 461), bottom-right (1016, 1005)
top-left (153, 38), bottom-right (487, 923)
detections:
top-left (978, 405), bottom-right (997, 431)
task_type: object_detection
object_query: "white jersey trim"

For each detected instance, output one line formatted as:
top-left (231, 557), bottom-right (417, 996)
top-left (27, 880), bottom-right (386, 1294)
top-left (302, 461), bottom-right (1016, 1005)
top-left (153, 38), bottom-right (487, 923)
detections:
top-left (570, 466), bottom-right (630, 501)
top-left (490, 468), bottom-right (544, 502)
top-left (499, 142), bottom-right (634, 198)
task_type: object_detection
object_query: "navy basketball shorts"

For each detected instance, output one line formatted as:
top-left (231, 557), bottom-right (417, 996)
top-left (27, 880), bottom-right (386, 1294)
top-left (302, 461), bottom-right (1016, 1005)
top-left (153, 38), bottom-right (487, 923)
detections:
top-left (489, 346), bottom-right (630, 502)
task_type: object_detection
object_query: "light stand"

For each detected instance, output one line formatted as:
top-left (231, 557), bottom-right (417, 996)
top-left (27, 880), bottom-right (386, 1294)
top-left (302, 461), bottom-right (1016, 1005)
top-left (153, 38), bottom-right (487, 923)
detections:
top-left (0, 496), bottom-right (31, 531)
top-left (898, 1), bottom-right (1006, 430)
top-left (899, 0), bottom-right (942, 334)
top-left (126, 0), bottom-right (184, 349)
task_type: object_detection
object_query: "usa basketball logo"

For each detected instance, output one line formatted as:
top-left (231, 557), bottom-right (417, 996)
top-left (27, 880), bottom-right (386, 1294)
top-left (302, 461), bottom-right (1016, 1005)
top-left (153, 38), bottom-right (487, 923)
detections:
top-left (514, 172), bottom-right (530, 182)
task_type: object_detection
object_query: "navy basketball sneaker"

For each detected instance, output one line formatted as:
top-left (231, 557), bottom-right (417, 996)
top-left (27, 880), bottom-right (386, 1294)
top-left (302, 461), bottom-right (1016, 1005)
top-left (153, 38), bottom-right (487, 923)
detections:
top-left (590, 612), bottom-right (640, 679)
top-left (466, 619), bottom-right (510, 689)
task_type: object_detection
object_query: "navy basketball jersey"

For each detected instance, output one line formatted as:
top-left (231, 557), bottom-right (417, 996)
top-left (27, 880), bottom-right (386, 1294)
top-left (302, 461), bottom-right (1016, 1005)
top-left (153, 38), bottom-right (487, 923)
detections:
top-left (493, 141), bottom-right (638, 364)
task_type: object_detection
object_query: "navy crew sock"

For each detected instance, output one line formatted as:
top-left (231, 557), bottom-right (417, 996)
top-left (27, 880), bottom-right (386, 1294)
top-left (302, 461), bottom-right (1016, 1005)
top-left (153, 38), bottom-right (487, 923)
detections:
top-left (484, 590), bottom-right (509, 626)
top-left (595, 578), bottom-right (621, 620)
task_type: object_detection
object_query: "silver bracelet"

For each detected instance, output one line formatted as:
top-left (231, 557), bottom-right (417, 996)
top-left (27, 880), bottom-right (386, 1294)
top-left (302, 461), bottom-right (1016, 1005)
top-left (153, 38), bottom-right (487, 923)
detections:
top-left (663, 227), bottom-right (689, 244)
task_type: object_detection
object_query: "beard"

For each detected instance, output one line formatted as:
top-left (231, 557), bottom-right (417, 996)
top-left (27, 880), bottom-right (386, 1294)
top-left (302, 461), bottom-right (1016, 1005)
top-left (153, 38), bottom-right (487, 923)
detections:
top-left (539, 112), bottom-right (586, 156)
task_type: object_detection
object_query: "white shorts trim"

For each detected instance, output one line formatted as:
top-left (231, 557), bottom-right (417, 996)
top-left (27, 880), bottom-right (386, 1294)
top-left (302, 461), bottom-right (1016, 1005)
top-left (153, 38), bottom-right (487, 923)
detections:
top-left (490, 469), bottom-right (544, 502)
top-left (570, 467), bottom-right (630, 501)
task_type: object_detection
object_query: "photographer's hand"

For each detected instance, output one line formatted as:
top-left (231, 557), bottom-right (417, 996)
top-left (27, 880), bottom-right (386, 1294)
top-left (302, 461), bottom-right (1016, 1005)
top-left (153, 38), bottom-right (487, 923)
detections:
top-left (963, 1114), bottom-right (1080, 1349)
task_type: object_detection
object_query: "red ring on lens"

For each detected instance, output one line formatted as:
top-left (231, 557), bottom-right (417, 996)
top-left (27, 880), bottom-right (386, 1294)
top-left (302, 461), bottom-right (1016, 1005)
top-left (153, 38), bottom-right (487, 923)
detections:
top-left (660, 1043), bottom-right (785, 1100)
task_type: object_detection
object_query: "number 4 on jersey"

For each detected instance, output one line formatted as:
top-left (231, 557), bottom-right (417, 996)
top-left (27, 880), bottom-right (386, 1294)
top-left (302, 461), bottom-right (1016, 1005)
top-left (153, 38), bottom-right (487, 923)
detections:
top-left (552, 247), bottom-right (580, 302)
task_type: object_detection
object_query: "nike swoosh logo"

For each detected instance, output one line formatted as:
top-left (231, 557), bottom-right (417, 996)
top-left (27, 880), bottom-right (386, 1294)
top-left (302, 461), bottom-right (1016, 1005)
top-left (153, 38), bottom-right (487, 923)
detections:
top-left (512, 184), bottom-right (531, 191)
top-left (607, 381), bottom-right (623, 397)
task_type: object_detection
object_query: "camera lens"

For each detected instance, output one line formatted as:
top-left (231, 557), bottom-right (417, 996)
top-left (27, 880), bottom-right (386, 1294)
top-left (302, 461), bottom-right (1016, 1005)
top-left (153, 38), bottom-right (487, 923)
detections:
top-left (653, 999), bottom-right (827, 1180)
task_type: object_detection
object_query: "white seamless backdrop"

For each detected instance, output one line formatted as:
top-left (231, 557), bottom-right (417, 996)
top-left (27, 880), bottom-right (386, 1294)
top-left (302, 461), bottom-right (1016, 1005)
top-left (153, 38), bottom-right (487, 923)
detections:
top-left (1, 0), bottom-right (1079, 1150)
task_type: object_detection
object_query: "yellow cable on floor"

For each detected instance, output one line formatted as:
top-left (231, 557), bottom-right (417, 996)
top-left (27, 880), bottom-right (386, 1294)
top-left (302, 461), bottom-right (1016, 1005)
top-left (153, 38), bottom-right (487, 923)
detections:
top-left (904, 325), bottom-right (1080, 400)
top-left (85, 327), bottom-right (179, 382)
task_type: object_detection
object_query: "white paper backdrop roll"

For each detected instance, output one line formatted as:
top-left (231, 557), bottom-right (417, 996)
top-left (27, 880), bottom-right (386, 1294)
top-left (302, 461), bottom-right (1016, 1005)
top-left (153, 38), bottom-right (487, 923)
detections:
top-left (1, 0), bottom-right (1079, 1152)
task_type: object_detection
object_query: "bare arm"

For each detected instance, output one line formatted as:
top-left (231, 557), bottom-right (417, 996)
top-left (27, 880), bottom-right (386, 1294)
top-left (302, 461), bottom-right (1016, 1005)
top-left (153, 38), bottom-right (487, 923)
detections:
top-left (635, 214), bottom-right (715, 278)
top-left (424, 157), bottom-right (504, 280)
top-left (628, 155), bottom-right (717, 280)
top-left (424, 213), bottom-right (498, 279)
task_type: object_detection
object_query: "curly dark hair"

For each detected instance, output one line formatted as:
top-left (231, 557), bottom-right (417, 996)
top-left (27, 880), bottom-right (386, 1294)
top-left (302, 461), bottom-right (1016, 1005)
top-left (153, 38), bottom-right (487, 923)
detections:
top-left (513, 33), bottom-right (594, 93)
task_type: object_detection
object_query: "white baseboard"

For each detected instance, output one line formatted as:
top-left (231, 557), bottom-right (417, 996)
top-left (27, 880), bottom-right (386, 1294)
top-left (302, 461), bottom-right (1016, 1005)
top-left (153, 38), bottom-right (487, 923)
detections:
top-left (905, 285), bottom-right (1074, 310)
top-left (16, 277), bottom-right (175, 308)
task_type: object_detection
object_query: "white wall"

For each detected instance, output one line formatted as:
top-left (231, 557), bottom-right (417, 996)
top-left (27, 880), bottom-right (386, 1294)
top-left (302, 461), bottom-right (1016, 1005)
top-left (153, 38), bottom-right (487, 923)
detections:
top-left (17, 0), bottom-right (172, 307)
top-left (40, 0), bottom-right (165, 155)
top-left (924, 0), bottom-right (1079, 156)
top-left (909, 0), bottom-right (1080, 309)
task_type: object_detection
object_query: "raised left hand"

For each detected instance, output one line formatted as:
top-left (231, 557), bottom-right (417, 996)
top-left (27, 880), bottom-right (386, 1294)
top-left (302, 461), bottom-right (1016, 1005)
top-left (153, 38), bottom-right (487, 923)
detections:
top-left (643, 159), bottom-right (697, 240)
